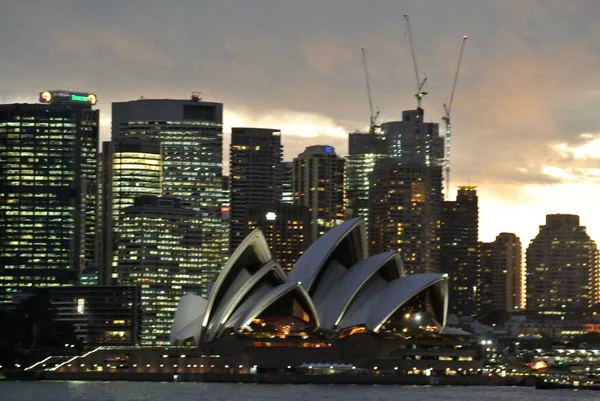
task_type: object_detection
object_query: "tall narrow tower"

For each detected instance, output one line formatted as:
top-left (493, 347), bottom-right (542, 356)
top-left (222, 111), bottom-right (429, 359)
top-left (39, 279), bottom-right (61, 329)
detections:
top-left (229, 127), bottom-right (282, 251)
top-left (440, 186), bottom-right (479, 316)
top-left (293, 145), bottom-right (345, 243)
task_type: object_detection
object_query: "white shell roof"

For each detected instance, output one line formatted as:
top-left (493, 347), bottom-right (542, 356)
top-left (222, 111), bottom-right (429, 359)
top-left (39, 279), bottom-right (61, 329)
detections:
top-left (201, 229), bottom-right (272, 338)
top-left (233, 281), bottom-right (321, 331)
top-left (288, 218), bottom-right (367, 294)
top-left (170, 294), bottom-right (207, 345)
top-left (340, 273), bottom-right (448, 331)
top-left (313, 251), bottom-right (404, 330)
top-left (204, 260), bottom-right (287, 341)
top-left (171, 220), bottom-right (451, 344)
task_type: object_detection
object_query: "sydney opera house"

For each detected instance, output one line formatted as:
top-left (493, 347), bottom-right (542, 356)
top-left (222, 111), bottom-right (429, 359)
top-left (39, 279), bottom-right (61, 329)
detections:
top-left (53, 218), bottom-right (480, 376)
top-left (165, 218), bottom-right (479, 374)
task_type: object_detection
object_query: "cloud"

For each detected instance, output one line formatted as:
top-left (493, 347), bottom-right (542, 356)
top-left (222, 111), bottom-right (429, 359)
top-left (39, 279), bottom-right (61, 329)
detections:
top-left (223, 108), bottom-right (350, 170)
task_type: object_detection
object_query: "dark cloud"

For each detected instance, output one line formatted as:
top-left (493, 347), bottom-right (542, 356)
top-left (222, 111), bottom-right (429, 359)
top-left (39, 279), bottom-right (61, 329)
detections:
top-left (2, 0), bottom-right (600, 189)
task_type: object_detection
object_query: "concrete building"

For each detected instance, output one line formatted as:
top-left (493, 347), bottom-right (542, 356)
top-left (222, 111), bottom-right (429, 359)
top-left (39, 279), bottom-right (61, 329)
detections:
top-left (346, 132), bottom-right (387, 235)
top-left (48, 286), bottom-right (142, 349)
top-left (116, 196), bottom-right (204, 345)
top-left (479, 233), bottom-right (523, 314)
top-left (246, 203), bottom-right (311, 271)
top-left (0, 96), bottom-right (99, 303)
top-left (368, 159), bottom-right (443, 274)
top-left (293, 145), bottom-right (345, 242)
top-left (99, 137), bottom-right (162, 285)
top-left (111, 96), bottom-right (224, 291)
top-left (440, 186), bottom-right (479, 317)
top-left (526, 214), bottom-right (599, 312)
top-left (229, 127), bottom-right (282, 251)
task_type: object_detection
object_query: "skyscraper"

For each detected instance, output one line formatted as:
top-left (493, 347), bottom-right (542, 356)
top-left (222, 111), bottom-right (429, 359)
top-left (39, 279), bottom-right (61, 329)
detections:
top-left (369, 108), bottom-right (444, 274)
top-left (0, 93), bottom-right (99, 303)
top-left (440, 186), bottom-right (479, 316)
top-left (99, 137), bottom-right (162, 285)
top-left (526, 214), bottom-right (599, 312)
top-left (116, 195), bottom-right (204, 345)
top-left (229, 127), bottom-right (282, 251)
top-left (369, 159), bottom-right (443, 274)
top-left (246, 204), bottom-right (311, 272)
top-left (111, 97), bottom-right (224, 292)
top-left (293, 145), bottom-right (345, 242)
top-left (346, 132), bottom-right (387, 234)
top-left (479, 233), bottom-right (523, 314)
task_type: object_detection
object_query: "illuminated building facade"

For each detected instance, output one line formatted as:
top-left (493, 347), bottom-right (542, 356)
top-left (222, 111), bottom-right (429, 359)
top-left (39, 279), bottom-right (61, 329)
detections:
top-left (111, 97), bottom-right (224, 290)
top-left (293, 145), bottom-right (345, 242)
top-left (526, 214), bottom-right (599, 312)
top-left (246, 203), bottom-right (311, 271)
top-left (116, 196), bottom-right (204, 345)
top-left (47, 286), bottom-right (142, 348)
top-left (440, 186), bottom-right (479, 316)
top-left (0, 101), bottom-right (98, 303)
top-left (479, 233), bottom-right (523, 314)
top-left (381, 108), bottom-right (444, 167)
top-left (281, 161), bottom-right (294, 204)
top-left (229, 127), bottom-right (282, 251)
top-left (99, 137), bottom-right (162, 285)
top-left (346, 132), bottom-right (387, 235)
top-left (368, 158), bottom-right (443, 274)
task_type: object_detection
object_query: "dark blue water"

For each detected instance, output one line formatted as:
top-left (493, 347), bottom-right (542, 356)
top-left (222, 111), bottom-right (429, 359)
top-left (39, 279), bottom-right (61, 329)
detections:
top-left (0, 381), bottom-right (597, 400)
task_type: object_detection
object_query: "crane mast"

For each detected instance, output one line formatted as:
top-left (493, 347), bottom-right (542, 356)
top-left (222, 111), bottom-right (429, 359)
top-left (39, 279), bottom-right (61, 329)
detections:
top-left (361, 47), bottom-right (379, 134)
top-left (443, 35), bottom-right (468, 200)
top-left (403, 14), bottom-right (427, 109)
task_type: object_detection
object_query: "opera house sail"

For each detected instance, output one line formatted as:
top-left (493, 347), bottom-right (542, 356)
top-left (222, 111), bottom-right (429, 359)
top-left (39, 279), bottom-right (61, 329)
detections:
top-left (171, 218), bottom-right (459, 368)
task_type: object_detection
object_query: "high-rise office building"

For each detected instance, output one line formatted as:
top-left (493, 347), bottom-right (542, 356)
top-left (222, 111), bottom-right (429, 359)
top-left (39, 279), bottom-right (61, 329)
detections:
top-left (0, 93), bottom-right (99, 303)
top-left (229, 127), bottom-right (282, 251)
top-left (246, 204), bottom-right (311, 272)
top-left (99, 137), bottom-right (162, 285)
top-left (526, 214), bottom-right (599, 312)
top-left (369, 108), bottom-right (444, 274)
top-left (111, 97), bottom-right (224, 291)
top-left (479, 233), bottom-right (523, 314)
top-left (293, 145), bottom-right (345, 242)
top-left (369, 159), bottom-right (443, 274)
top-left (281, 162), bottom-right (294, 204)
top-left (346, 132), bottom-right (387, 234)
top-left (116, 195), bottom-right (204, 345)
top-left (440, 186), bottom-right (479, 316)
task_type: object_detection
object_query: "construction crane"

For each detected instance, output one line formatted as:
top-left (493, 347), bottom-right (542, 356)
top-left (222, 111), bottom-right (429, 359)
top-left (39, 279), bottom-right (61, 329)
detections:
top-left (361, 47), bottom-right (379, 134)
top-left (442, 35), bottom-right (468, 200)
top-left (403, 14), bottom-right (427, 109)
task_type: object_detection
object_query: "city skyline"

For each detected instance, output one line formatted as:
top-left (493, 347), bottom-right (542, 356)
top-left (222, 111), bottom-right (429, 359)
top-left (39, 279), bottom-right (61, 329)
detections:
top-left (2, 1), bottom-right (600, 247)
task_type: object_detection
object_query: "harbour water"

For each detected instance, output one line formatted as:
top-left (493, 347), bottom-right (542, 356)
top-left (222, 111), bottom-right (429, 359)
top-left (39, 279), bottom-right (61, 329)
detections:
top-left (0, 381), bottom-right (597, 401)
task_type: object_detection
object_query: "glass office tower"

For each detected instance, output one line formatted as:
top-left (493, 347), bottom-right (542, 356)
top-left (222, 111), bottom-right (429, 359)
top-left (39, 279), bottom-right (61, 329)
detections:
top-left (0, 99), bottom-right (99, 303)
top-left (117, 196), bottom-right (204, 345)
top-left (111, 97), bottom-right (224, 295)
top-left (99, 138), bottom-right (162, 285)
